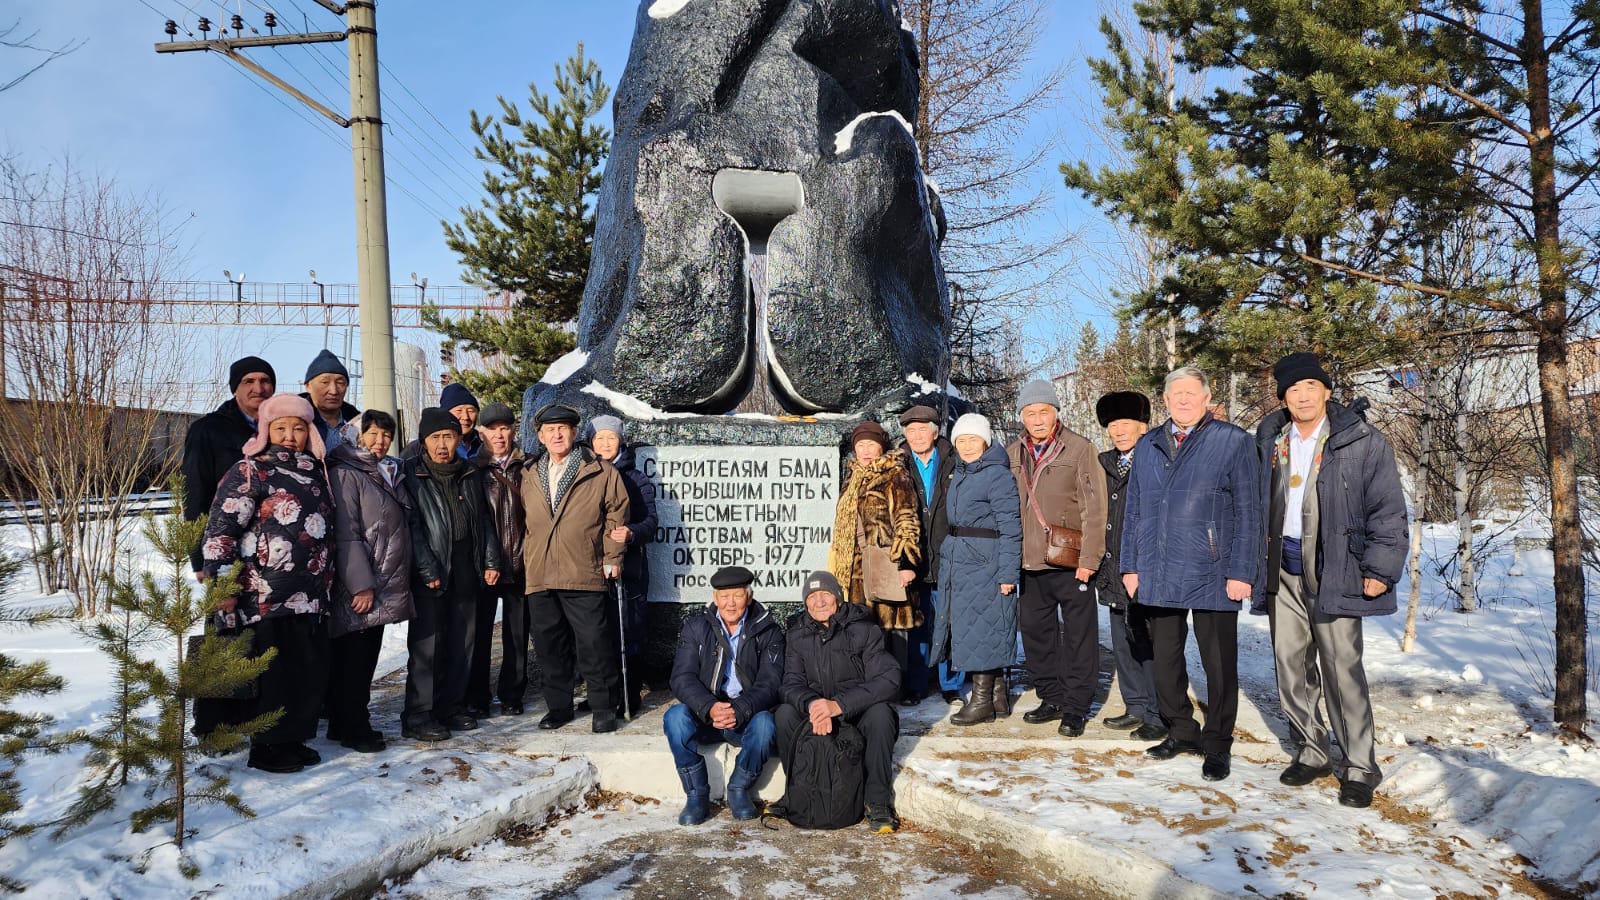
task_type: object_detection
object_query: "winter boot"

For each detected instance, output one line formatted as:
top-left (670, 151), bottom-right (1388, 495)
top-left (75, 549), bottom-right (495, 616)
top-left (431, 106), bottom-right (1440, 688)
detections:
top-left (725, 767), bottom-right (760, 821)
top-left (676, 759), bottom-right (712, 826)
top-left (991, 671), bottom-right (1012, 718)
top-left (951, 672), bottom-right (996, 726)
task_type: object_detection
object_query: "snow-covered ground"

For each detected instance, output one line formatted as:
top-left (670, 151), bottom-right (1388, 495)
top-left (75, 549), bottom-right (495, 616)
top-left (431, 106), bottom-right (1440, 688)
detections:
top-left (2, 519), bottom-right (1598, 896)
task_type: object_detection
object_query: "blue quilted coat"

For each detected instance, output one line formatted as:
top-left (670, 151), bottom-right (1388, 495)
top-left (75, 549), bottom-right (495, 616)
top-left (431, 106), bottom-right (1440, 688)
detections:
top-left (931, 442), bottom-right (1023, 671)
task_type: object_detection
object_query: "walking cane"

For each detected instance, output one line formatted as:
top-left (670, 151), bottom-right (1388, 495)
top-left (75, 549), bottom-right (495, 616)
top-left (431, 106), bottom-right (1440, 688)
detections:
top-left (614, 578), bottom-right (633, 721)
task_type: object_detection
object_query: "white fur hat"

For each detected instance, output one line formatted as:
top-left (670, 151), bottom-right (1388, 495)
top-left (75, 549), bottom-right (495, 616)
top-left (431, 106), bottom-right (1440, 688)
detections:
top-left (949, 413), bottom-right (993, 447)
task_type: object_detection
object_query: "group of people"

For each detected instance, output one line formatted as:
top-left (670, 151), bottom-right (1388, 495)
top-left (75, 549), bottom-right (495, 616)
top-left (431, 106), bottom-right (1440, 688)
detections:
top-left (183, 346), bottom-right (1406, 829)
top-left (183, 353), bottom-right (656, 774)
top-left (663, 351), bottom-right (1406, 832)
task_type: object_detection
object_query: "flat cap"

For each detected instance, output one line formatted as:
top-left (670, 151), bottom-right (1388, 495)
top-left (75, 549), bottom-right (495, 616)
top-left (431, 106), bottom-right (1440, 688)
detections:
top-left (533, 403), bottom-right (581, 427)
top-left (709, 566), bottom-right (756, 590)
top-left (897, 405), bottom-right (939, 426)
top-left (478, 402), bottom-right (516, 428)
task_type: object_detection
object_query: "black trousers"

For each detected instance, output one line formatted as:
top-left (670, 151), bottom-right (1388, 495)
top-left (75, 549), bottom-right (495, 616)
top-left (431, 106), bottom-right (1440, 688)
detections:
top-left (1146, 606), bottom-right (1238, 755)
top-left (327, 624), bottom-right (384, 740)
top-left (1020, 568), bottom-right (1099, 715)
top-left (253, 614), bottom-right (330, 746)
top-left (497, 585), bottom-right (532, 706)
top-left (775, 701), bottom-right (899, 808)
top-left (528, 588), bottom-right (619, 715)
top-left (466, 581), bottom-right (526, 709)
top-left (404, 541), bottom-right (479, 726)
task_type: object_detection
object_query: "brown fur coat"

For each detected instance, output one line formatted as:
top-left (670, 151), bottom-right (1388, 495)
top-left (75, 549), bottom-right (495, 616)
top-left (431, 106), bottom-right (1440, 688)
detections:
top-left (829, 450), bottom-right (922, 629)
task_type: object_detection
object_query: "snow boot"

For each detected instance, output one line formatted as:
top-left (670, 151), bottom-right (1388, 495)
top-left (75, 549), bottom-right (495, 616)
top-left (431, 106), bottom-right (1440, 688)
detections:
top-left (991, 671), bottom-right (1012, 718)
top-left (725, 767), bottom-right (760, 821)
top-left (952, 672), bottom-right (996, 726)
top-left (676, 760), bottom-right (712, 826)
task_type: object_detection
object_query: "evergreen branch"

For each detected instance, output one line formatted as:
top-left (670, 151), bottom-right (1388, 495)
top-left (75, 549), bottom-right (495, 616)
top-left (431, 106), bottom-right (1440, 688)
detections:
top-left (1417, 8), bottom-right (1525, 58)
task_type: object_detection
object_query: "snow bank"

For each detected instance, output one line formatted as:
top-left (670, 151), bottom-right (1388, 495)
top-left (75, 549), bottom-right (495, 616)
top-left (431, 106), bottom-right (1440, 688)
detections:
top-left (648, 0), bottom-right (692, 18)
top-left (578, 380), bottom-right (698, 421)
top-left (538, 349), bottom-right (589, 385)
top-left (833, 110), bottom-right (916, 156)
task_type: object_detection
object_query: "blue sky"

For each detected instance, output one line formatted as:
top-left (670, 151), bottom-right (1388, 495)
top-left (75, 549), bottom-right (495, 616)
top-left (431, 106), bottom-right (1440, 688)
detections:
top-left (3, 0), bottom-right (1117, 399)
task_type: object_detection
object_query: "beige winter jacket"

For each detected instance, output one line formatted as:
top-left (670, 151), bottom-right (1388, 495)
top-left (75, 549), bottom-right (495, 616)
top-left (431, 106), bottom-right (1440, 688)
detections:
top-left (1007, 427), bottom-right (1108, 572)
top-left (520, 448), bottom-right (630, 593)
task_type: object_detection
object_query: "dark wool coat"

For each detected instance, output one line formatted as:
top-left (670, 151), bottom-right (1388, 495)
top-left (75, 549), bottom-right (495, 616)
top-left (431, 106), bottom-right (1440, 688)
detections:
top-left (182, 398), bottom-right (258, 571)
top-left (1094, 448), bottom-right (1134, 608)
top-left (781, 600), bottom-right (901, 717)
top-left (403, 456), bottom-right (503, 593)
top-left (931, 442), bottom-right (1023, 671)
top-left (327, 443), bottom-right (415, 638)
top-left (201, 447), bottom-right (336, 622)
top-left (829, 451), bottom-right (922, 629)
top-left (670, 599), bottom-right (785, 729)
top-left (1253, 400), bottom-right (1409, 616)
top-left (898, 437), bottom-right (958, 585)
top-left (611, 445), bottom-right (659, 599)
top-left (612, 445), bottom-right (659, 655)
top-left (474, 447), bottom-right (529, 584)
top-left (1121, 415), bottom-right (1263, 612)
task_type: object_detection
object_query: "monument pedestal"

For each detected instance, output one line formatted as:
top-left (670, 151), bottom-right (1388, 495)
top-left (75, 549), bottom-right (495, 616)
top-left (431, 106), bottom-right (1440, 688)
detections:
top-left (627, 417), bottom-right (847, 678)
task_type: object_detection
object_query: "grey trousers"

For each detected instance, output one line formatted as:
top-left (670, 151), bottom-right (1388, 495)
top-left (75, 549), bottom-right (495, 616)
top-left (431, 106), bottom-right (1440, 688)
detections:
top-left (1269, 570), bottom-right (1381, 786)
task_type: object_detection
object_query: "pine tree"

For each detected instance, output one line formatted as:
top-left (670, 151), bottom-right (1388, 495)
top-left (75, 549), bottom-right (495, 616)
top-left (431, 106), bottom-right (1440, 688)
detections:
top-left (433, 44), bottom-right (611, 404)
top-left (1067, 0), bottom-right (1600, 729)
top-left (60, 483), bottom-right (278, 875)
top-left (0, 551), bottom-right (77, 894)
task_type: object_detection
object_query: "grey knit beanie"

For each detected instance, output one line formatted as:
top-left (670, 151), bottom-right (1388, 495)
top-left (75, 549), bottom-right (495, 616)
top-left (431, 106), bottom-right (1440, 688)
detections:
top-left (1016, 379), bottom-right (1060, 413)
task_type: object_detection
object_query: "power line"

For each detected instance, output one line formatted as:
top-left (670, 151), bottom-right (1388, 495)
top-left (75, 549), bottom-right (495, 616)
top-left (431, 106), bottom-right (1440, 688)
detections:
top-left (379, 60), bottom-right (480, 159)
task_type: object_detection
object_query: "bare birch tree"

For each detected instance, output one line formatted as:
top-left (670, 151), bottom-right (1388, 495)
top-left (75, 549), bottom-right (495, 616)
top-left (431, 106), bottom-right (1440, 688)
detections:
top-left (0, 158), bottom-right (192, 615)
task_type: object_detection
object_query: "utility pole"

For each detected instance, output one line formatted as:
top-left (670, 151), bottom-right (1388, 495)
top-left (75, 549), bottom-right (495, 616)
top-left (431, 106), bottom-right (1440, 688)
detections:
top-left (153, 1), bottom-right (398, 418)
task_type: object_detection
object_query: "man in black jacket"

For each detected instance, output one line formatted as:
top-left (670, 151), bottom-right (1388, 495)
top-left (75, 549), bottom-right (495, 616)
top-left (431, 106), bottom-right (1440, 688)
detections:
top-left (1092, 391), bottom-right (1167, 742)
top-left (1254, 353), bottom-right (1407, 809)
top-left (897, 405), bottom-right (964, 704)
top-left (182, 355), bottom-right (276, 573)
top-left (467, 402), bottom-right (529, 717)
top-left (664, 566), bottom-right (785, 825)
top-left (776, 571), bottom-right (902, 833)
top-left (400, 407), bottom-right (503, 742)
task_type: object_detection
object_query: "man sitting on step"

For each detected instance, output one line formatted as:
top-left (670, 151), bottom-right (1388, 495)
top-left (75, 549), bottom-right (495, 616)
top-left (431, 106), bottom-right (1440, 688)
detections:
top-left (665, 565), bottom-right (786, 825)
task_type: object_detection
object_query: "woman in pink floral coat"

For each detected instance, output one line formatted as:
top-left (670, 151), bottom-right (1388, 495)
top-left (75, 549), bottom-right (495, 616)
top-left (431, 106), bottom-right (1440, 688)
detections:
top-left (202, 393), bottom-right (336, 774)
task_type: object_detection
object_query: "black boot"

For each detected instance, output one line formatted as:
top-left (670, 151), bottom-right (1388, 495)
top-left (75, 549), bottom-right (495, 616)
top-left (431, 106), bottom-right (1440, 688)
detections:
top-left (677, 760), bottom-right (712, 826)
top-left (991, 671), bottom-right (1012, 718)
top-left (725, 767), bottom-right (760, 820)
top-left (952, 672), bottom-right (996, 726)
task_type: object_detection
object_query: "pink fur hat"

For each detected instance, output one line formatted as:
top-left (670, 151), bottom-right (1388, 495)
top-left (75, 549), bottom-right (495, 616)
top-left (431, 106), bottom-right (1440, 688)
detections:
top-left (242, 393), bottom-right (326, 459)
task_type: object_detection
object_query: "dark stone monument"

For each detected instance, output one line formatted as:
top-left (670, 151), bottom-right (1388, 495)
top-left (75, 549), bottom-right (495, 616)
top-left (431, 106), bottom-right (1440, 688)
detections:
top-left (523, 0), bottom-right (956, 676)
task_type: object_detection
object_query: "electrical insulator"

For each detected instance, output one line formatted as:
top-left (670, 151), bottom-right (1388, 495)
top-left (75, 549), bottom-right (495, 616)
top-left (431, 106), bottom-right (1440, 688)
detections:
top-left (264, 12), bottom-right (276, 29)
top-left (164, 19), bottom-right (177, 37)
top-left (197, 17), bottom-right (211, 34)
top-left (231, 14), bottom-right (243, 33)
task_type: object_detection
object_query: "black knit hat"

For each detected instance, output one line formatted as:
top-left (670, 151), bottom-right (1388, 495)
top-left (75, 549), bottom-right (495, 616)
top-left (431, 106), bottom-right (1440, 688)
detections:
top-left (439, 382), bottom-right (479, 411)
top-left (801, 570), bottom-right (843, 603)
top-left (418, 406), bottom-right (461, 438)
top-left (304, 348), bottom-right (348, 382)
top-left (1273, 352), bottom-right (1332, 400)
top-left (1095, 391), bottom-right (1152, 427)
top-left (228, 356), bottom-right (276, 392)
